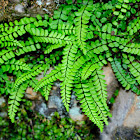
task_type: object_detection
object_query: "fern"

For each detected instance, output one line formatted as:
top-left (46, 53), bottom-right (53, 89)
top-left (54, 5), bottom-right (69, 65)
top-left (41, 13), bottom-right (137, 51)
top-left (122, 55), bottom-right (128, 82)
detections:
top-left (0, 0), bottom-right (140, 132)
top-left (8, 82), bottom-right (28, 122)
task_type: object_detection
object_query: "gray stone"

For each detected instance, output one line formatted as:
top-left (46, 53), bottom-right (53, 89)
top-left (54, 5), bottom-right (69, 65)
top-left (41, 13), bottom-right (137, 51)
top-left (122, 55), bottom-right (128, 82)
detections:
top-left (25, 87), bottom-right (41, 100)
top-left (37, 102), bottom-right (48, 117)
top-left (100, 88), bottom-right (140, 140)
top-left (0, 97), bottom-right (6, 107)
top-left (123, 95), bottom-right (140, 127)
top-left (15, 4), bottom-right (24, 13)
top-left (48, 95), bottom-right (62, 110)
top-left (0, 112), bottom-right (7, 118)
top-left (69, 106), bottom-right (85, 121)
top-left (103, 63), bottom-right (119, 100)
top-left (111, 126), bottom-right (140, 140)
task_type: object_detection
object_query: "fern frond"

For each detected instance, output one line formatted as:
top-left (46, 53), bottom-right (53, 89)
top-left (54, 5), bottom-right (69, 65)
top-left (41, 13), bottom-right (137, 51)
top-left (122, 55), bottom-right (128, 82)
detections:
top-left (0, 39), bottom-right (23, 48)
top-left (0, 47), bottom-right (16, 64)
top-left (0, 25), bottom-right (26, 42)
top-left (75, 0), bottom-right (93, 54)
top-left (74, 79), bottom-right (110, 132)
top-left (42, 84), bottom-right (53, 101)
top-left (0, 17), bottom-right (37, 33)
top-left (30, 29), bottom-right (74, 45)
top-left (90, 40), bottom-right (109, 54)
top-left (111, 57), bottom-right (140, 95)
top-left (15, 41), bottom-right (41, 56)
top-left (60, 44), bottom-right (78, 111)
top-left (44, 43), bottom-right (65, 54)
top-left (90, 68), bottom-right (109, 110)
top-left (73, 53), bottom-right (107, 80)
top-left (14, 64), bottom-right (45, 89)
top-left (1, 58), bottom-right (31, 73)
top-left (125, 55), bottom-right (140, 84)
top-left (8, 83), bottom-right (28, 122)
top-left (128, 61), bottom-right (140, 84)
top-left (122, 43), bottom-right (140, 55)
top-left (34, 65), bottom-right (61, 92)
top-left (127, 17), bottom-right (140, 35)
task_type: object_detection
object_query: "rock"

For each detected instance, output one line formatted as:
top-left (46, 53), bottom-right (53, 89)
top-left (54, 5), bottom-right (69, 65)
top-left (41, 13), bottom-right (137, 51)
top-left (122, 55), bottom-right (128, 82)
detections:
top-left (0, 112), bottom-right (7, 118)
top-left (25, 87), bottom-right (39, 100)
top-left (48, 95), bottom-right (63, 110)
top-left (69, 94), bottom-right (86, 122)
top-left (111, 126), bottom-right (140, 140)
top-left (9, 0), bottom-right (21, 3)
top-left (36, 0), bottom-right (43, 6)
top-left (100, 88), bottom-right (140, 140)
top-left (35, 101), bottom-right (57, 118)
top-left (103, 63), bottom-right (119, 100)
top-left (45, 0), bottom-right (52, 5)
top-left (0, 97), bottom-right (6, 107)
top-left (69, 106), bottom-right (86, 121)
top-left (15, 4), bottom-right (24, 13)
top-left (36, 67), bottom-right (53, 81)
top-left (0, 0), bottom-right (57, 22)
top-left (0, 97), bottom-right (7, 118)
top-left (123, 95), bottom-right (140, 127)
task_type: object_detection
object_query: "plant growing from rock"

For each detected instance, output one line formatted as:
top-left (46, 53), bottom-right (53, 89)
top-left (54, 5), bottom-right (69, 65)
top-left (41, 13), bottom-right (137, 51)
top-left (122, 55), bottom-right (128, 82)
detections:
top-left (0, 0), bottom-right (140, 132)
top-left (0, 100), bottom-right (96, 139)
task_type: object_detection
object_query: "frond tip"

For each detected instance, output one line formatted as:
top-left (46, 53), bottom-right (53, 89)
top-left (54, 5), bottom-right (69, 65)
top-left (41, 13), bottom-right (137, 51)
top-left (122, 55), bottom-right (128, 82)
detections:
top-left (74, 79), bottom-right (111, 132)
top-left (8, 83), bottom-right (28, 122)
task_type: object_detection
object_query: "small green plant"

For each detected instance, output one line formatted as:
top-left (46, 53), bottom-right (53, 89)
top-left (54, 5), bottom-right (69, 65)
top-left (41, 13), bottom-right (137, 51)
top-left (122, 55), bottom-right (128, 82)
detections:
top-left (0, 100), bottom-right (96, 140)
top-left (0, 0), bottom-right (140, 132)
top-left (109, 89), bottom-right (119, 104)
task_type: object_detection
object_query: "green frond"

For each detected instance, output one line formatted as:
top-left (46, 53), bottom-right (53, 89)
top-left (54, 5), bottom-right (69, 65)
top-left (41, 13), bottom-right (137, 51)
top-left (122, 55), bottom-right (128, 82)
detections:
top-left (74, 0), bottom-right (93, 54)
top-left (74, 79), bottom-right (111, 132)
top-left (42, 84), bottom-right (53, 101)
top-left (60, 44), bottom-right (78, 112)
top-left (90, 68), bottom-right (109, 110)
top-left (122, 43), bottom-right (140, 55)
top-left (8, 83), bottom-right (28, 123)
top-left (15, 41), bottom-right (41, 56)
top-left (34, 65), bottom-right (61, 92)
top-left (1, 58), bottom-right (31, 73)
top-left (0, 47), bottom-right (16, 64)
top-left (31, 29), bottom-right (75, 45)
top-left (14, 64), bottom-right (45, 89)
top-left (111, 57), bottom-right (140, 95)
top-left (44, 43), bottom-right (65, 54)
top-left (90, 40), bottom-right (109, 54)
top-left (123, 55), bottom-right (140, 84)
top-left (28, 78), bottom-right (39, 89)
top-left (81, 63), bottom-right (99, 80)
top-left (128, 61), bottom-right (140, 84)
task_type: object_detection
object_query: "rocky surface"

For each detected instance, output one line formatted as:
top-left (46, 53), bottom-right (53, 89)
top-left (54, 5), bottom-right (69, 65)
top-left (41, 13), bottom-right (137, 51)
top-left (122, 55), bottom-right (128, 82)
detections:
top-left (103, 63), bottom-right (119, 100)
top-left (0, 0), bottom-right (60, 22)
top-left (0, 96), bottom-right (7, 118)
top-left (100, 88), bottom-right (140, 140)
top-left (25, 63), bottom-right (140, 139)
top-left (0, 97), bottom-right (5, 107)
top-left (25, 78), bottom-right (86, 121)
top-left (14, 4), bottom-right (24, 13)
top-left (25, 87), bottom-right (39, 100)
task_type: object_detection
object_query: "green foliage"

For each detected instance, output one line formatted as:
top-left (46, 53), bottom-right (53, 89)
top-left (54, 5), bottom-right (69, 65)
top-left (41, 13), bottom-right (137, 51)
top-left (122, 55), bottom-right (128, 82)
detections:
top-left (0, 0), bottom-right (140, 132)
top-left (0, 100), bottom-right (96, 140)
top-left (109, 89), bottom-right (119, 104)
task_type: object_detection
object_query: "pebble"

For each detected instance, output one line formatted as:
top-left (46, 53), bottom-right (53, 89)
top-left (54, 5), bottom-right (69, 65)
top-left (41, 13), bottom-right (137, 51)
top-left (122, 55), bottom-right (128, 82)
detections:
top-left (15, 4), bottom-right (24, 13)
